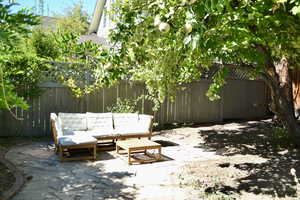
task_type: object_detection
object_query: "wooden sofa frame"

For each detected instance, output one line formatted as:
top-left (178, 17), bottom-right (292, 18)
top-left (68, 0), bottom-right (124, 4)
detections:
top-left (50, 115), bottom-right (97, 161)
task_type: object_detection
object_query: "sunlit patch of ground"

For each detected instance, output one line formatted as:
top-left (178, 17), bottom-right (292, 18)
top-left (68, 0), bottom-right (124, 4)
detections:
top-left (2, 119), bottom-right (300, 200)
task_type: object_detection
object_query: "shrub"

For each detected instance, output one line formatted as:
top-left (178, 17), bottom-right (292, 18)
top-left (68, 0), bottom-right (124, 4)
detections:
top-left (271, 126), bottom-right (294, 150)
top-left (107, 98), bottom-right (137, 113)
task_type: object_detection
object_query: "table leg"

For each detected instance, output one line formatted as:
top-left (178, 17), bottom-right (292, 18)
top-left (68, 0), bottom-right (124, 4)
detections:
top-left (157, 147), bottom-right (161, 160)
top-left (128, 149), bottom-right (132, 165)
top-left (93, 144), bottom-right (97, 160)
top-left (59, 146), bottom-right (64, 162)
top-left (116, 145), bottom-right (120, 154)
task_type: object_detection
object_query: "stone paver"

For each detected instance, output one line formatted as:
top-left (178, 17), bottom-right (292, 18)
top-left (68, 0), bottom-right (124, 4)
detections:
top-left (6, 129), bottom-right (219, 200)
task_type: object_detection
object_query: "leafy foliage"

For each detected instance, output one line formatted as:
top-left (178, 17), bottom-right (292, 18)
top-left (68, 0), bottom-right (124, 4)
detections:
top-left (0, 1), bottom-right (124, 116)
top-left (108, 0), bottom-right (300, 102)
top-left (44, 30), bottom-right (126, 97)
top-left (107, 98), bottom-right (138, 113)
top-left (0, 68), bottom-right (29, 111)
top-left (0, 1), bottom-right (39, 45)
top-left (0, 1), bottom-right (39, 112)
top-left (2, 53), bottom-right (49, 98)
top-left (30, 29), bottom-right (60, 59)
top-left (55, 2), bottom-right (90, 34)
top-left (0, 1), bottom-right (100, 112)
top-left (206, 67), bottom-right (229, 101)
top-left (270, 125), bottom-right (294, 150)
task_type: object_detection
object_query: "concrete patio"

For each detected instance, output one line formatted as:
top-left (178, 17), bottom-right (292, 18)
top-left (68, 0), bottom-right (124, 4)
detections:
top-left (6, 127), bottom-right (219, 200)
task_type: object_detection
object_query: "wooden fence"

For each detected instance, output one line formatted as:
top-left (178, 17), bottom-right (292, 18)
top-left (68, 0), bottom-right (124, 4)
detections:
top-left (0, 79), bottom-right (268, 137)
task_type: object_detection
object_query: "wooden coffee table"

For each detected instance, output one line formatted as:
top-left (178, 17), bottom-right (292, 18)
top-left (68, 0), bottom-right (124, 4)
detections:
top-left (116, 139), bottom-right (161, 165)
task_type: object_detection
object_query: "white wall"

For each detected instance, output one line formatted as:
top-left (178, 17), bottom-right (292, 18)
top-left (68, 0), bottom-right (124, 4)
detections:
top-left (97, 0), bottom-right (116, 38)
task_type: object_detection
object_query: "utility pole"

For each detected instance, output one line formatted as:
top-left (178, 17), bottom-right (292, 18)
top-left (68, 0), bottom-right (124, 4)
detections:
top-left (34, 0), bottom-right (38, 15)
top-left (47, 4), bottom-right (50, 16)
top-left (38, 0), bottom-right (44, 16)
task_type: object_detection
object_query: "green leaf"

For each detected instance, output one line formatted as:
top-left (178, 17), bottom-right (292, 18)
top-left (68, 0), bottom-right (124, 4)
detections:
top-left (15, 70), bottom-right (25, 75)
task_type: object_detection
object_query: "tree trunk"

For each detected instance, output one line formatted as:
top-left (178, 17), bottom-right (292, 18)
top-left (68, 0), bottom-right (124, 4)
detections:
top-left (261, 56), bottom-right (300, 144)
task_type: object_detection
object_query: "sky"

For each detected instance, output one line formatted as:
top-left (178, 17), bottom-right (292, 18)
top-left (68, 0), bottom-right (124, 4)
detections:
top-left (10, 0), bottom-right (97, 17)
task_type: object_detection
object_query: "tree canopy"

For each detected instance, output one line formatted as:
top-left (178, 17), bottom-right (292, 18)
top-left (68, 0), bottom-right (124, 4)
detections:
top-left (0, 0), bottom-right (39, 113)
top-left (0, 1), bottom-right (105, 113)
top-left (55, 2), bottom-right (90, 34)
top-left (108, 0), bottom-right (300, 100)
top-left (106, 0), bottom-right (300, 141)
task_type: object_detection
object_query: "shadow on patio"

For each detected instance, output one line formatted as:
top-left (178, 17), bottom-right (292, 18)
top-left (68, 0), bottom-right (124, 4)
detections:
top-left (7, 142), bottom-right (137, 200)
top-left (195, 120), bottom-right (300, 198)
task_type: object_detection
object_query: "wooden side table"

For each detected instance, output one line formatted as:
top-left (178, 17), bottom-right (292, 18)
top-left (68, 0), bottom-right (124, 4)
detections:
top-left (116, 139), bottom-right (161, 165)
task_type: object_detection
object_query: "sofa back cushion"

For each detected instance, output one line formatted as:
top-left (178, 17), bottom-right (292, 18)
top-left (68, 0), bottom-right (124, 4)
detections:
top-left (113, 113), bottom-right (139, 130)
top-left (86, 112), bottom-right (113, 131)
top-left (138, 114), bottom-right (153, 131)
top-left (58, 113), bottom-right (87, 133)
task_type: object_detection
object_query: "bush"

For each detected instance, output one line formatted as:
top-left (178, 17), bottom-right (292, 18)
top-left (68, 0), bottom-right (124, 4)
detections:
top-left (30, 29), bottom-right (60, 59)
top-left (107, 98), bottom-right (137, 113)
top-left (271, 126), bottom-right (294, 150)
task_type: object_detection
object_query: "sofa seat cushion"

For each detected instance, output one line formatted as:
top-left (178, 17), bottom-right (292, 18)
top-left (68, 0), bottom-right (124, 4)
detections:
top-left (86, 112), bottom-right (113, 131)
top-left (64, 130), bottom-right (116, 138)
top-left (58, 135), bottom-right (97, 146)
top-left (114, 128), bottom-right (150, 136)
top-left (58, 113), bottom-right (87, 131)
top-left (84, 130), bottom-right (116, 138)
top-left (62, 129), bottom-right (78, 136)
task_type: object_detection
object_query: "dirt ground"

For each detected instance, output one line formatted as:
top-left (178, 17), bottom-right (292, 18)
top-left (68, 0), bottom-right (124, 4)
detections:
top-left (0, 157), bottom-right (15, 196)
top-left (173, 120), bottom-right (300, 200)
top-left (0, 137), bottom-right (46, 199)
top-left (1, 119), bottom-right (300, 200)
top-left (0, 144), bottom-right (13, 196)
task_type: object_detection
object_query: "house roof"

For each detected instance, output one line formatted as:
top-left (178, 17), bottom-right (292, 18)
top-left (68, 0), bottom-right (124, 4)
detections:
top-left (39, 16), bottom-right (58, 31)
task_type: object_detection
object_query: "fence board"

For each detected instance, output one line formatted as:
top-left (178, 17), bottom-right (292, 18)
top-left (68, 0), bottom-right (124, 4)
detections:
top-left (103, 85), bottom-right (118, 112)
top-left (223, 80), bottom-right (268, 120)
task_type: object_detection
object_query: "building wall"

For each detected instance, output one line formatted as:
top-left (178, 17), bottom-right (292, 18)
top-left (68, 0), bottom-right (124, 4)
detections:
top-left (97, 0), bottom-right (115, 38)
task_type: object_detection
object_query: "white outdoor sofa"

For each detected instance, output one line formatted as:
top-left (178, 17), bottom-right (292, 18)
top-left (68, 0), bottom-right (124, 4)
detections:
top-left (50, 112), bottom-right (154, 161)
